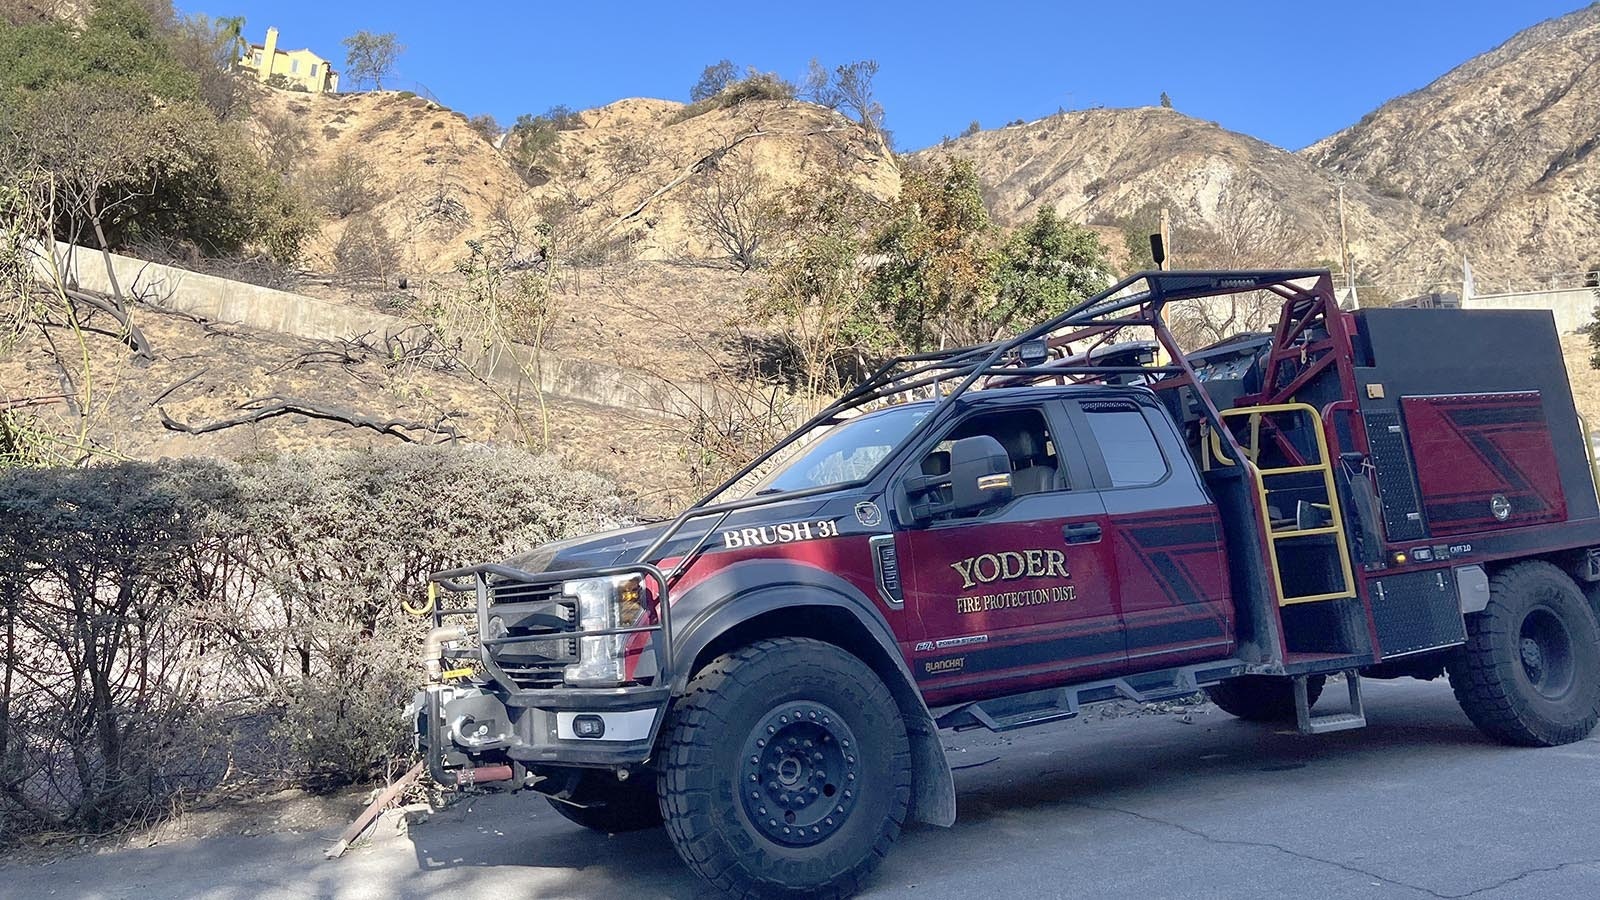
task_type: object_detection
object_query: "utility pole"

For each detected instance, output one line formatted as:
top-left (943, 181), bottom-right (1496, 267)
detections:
top-left (1158, 207), bottom-right (1172, 271)
top-left (1337, 181), bottom-right (1359, 308)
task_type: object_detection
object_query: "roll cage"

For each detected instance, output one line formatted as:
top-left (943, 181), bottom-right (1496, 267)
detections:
top-left (430, 269), bottom-right (1351, 697)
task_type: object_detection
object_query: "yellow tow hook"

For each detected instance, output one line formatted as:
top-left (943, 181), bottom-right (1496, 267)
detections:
top-left (403, 582), bottom-right (437, 618)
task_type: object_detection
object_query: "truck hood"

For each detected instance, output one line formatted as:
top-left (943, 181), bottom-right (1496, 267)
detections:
top-left (497, 496), bottom-right (834, 576)
top-left (499, 521), bottom-right (679, 575)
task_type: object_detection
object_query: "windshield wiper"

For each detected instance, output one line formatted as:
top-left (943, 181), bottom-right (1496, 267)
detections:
top-left (752, 487), bottom-right (787, 496)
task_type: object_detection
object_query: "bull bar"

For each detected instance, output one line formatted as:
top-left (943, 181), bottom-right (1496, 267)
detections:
top-left (419, 561), bottom-right (674, 783)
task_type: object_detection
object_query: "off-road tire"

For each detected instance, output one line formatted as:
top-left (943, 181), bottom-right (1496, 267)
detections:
top-left (546, 775), bottom-right (663, 833)
top-left (1206, 674), bottom-right (1325, 721)
top-left (658, 637), bottom-right (911, 898)
top-left (1447, 561), bottom-right (1600, 747)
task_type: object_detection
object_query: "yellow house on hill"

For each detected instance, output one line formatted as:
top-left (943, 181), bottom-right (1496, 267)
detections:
top-left (240, 27), bottom-right (339, 93)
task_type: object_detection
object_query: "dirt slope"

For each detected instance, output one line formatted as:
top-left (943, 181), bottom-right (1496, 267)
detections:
top-left (1, 301), bottom-right (697, 508)
top-left (523, 97), bottom-right (898, 263)
top-left (252, 88), bottom-right (529, 274)
top-left (1303, 4), bottom-right (1600, 288)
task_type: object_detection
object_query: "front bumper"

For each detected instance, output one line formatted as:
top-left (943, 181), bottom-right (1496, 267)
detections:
top-left (417, 560), bottom-right (676, 782)
top-left (413, 682), bottom-right (671, 780)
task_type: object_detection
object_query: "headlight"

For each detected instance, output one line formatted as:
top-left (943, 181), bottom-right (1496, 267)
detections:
top-left (561, 574), bottom-right (647, 686)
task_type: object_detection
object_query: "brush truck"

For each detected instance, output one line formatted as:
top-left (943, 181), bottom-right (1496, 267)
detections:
top-left (411, 270), bottom-right (1600, 898)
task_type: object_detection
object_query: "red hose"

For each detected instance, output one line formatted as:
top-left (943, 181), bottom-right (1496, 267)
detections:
top-left (453, 764), bottom-right (514, 786)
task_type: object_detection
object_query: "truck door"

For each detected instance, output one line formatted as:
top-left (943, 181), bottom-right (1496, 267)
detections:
top-left (895, 402), bottom-right (1123, 704)
top-left (1068, 398), bottom-right (1236, 668)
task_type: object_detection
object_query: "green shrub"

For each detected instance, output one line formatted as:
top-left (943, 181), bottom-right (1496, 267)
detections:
top-left (670, 70), bottom-right (796, 124)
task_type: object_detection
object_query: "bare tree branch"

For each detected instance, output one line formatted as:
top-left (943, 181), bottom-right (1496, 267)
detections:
top-left (157, 397), bottom-right (462, 443)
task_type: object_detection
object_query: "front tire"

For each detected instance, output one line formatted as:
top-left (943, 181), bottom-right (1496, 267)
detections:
top-left (546, 773), bottom-right (663, 833)
top-left (658, 637), bottom-right (911, 898)
top-left (1447, 561), bottom-right (1600, 746)
top-left (1206, 674), bottom-right (1324, 721)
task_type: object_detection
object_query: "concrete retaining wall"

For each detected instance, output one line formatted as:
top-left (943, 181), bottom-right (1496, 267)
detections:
top-left (1462, 288), bottom-right (1597, 334)
top-left (34, 241), bottom-right (726, 420)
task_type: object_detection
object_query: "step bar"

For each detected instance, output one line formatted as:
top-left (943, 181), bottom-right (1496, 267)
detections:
top-left (934, 660), bottom-right (1248, 732)
top-left (934, 662), bottom-right (1370, 736)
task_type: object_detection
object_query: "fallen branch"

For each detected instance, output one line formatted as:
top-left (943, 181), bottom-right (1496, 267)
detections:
top-left (63, 287), bottom-right (154, 361)
top-left (325, 762), bottom-right (424, 860)
top-left (157, 397), bottom-right (462, 443)
top-left (266, 347), bottom-right (362, 374)
top-left (1, 394), bottom-right (72, 412)
top-left (148, 369), bottom-right (207, 408)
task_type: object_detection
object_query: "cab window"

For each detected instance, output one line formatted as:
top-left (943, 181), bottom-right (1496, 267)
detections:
top-left (915, 407), bottom-right (1065, 520)
top-left (1081, 400), bottom-right (1167, 487)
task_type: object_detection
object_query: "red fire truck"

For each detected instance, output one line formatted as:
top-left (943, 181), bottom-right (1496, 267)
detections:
top-left (414, 270), bottom-right (1600, 897)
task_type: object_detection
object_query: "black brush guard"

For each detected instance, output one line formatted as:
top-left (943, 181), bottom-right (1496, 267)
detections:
top-left (430, 561), bottom-right (674, 702)
top-left (421, 562), bottom-right (674, 779)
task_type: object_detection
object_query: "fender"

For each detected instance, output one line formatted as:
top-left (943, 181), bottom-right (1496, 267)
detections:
top-left (667, 559), bottom-right (957, 827)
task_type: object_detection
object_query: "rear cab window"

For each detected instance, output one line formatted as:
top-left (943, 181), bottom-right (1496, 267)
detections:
top-left (1080, 399), bottom-right (1169, 488)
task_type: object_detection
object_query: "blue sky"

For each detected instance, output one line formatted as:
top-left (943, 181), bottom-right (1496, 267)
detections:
top-left (203, 1), bottom-right (1588, 151)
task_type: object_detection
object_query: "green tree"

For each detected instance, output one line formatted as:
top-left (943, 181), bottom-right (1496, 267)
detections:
top-left (753, 173), bottom-right (882, 395)
top-left (341, 30), bottom-right (403, 90)
top-left (507, 105), bottom-right (582, 185)
top-left (690, 59), bottom-right (737, 102)
top-left (0, 0), bottom-right (311, 263)
top-left (866, 157), bottom-right (997, 351)
top-left (1160, 91), bottom-right (1174, 109)
top-left (991, 207), bottom-right (1111, 335)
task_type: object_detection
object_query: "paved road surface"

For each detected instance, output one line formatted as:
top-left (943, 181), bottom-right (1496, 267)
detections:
top-left (6, 679), bottom-right (1600, 899)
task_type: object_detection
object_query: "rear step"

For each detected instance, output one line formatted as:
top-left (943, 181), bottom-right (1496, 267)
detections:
top-left (1296, 670), bottom-right (1366, 734)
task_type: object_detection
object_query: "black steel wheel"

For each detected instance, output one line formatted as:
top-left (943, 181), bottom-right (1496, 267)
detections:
top-left (658, 637), bottom-right (910, 898)
top-left (546, 773), bottom-right (663, 833)
top-left (1206, 674), bottom-right (1324, 722)
top-left (740, 700), bottom-right (862, 847)
top-left (1448, 561), bottom-right (1600, 746)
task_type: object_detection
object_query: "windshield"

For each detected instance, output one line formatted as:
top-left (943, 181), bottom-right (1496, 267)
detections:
top-left (749, 405), bottom-right (930, 496)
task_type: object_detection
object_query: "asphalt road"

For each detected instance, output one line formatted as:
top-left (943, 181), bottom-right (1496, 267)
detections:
top-left (6, 678), bottom-right (1600, 900)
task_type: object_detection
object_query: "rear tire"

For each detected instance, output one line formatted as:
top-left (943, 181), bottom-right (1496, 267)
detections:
top-left (1206, 674), bottom-right (1324, 721)
top-left (658, 637), bottom-right (911, 898)
top-left (1447, 561), bottom-right (1600, 747)
top-left (546, 774), bottom-right (662, 833)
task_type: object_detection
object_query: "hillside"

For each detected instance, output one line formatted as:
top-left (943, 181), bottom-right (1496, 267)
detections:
top-left (521, 97), bottom-right (898, 262)
top-left (911, 107), bottom-right (1453, 285)
top-left (250, 87), bottom-right (528, 273)
top-left (255, 89), bottom-right (898, 274)
top-left (1303, 4), bottom-right (1600, 288)
top-left (0, 296), bottom-right (701, 506)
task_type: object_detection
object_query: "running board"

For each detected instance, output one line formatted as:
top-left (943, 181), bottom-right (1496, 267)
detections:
top-left (1296, 670), bottom-right (1366, 734)
top-left (935, 660), bottom-right (1247, 733)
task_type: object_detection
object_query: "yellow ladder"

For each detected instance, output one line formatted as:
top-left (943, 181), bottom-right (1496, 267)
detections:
top-left (1207, 403), bottom-right (1357, 606)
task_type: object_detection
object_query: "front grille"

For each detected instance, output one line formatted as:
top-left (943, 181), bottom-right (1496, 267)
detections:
top-left (486, 577), bottom-right (576, 690)
top-left (490, 579), bottom-right (565, 606)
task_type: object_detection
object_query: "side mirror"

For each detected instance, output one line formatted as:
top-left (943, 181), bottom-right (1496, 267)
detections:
top-left (909, 435), bottom-right (1013, 522)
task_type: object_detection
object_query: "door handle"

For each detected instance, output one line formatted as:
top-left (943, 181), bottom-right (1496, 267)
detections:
top-left (1062, 522), bottom-right (1102, 544)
